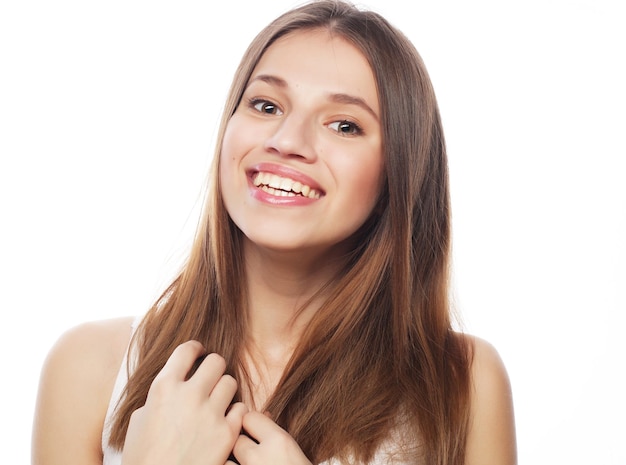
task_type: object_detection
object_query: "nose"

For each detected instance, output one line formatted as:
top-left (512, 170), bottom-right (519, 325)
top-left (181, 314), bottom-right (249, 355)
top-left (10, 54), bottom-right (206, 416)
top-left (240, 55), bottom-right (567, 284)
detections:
top-left (263, 113), bottom-right (317, 162)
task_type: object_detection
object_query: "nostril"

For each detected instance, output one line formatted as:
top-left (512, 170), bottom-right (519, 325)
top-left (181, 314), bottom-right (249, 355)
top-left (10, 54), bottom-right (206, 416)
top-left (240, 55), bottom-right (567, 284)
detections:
top-left (263, 118), bottom-right (317, 161)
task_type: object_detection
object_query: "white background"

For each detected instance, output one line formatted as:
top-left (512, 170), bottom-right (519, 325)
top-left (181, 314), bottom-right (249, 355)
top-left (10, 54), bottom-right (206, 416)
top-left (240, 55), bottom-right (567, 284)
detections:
top-left (1, 0), bottom-right (624, 463)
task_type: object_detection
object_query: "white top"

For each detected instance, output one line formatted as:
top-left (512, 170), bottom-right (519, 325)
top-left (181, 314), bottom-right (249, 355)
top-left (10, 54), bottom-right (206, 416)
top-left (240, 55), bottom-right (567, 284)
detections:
top-left (101, 319), bottom-right (419, 465)
top-left (101, 317), bottom-right (139, 465)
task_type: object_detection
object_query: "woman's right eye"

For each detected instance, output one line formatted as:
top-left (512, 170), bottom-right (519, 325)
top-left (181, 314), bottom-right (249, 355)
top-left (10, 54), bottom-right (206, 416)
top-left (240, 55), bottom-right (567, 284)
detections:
top-left (250, 99), bottom-right (283, 115)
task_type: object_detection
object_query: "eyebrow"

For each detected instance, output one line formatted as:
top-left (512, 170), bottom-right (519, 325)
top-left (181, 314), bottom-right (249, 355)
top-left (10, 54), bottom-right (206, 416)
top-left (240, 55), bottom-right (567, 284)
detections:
top-left (248, 74), bottom-right (379, 121)
top-left (328, 93), bottom-right (379, 122)
top-left (250, 74), bottom-right (288, 88)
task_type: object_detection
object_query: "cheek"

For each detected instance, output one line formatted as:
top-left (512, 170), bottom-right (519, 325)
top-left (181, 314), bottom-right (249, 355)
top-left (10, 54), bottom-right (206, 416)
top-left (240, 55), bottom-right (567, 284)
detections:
top-left (343, 149), bottom-right (384, 204)
top-left (220, 114), bottom-right (263, 165)
top-left (357, 156), bottom-right (385, 218)
top-left (219, 120), bottom-right (244, 180)
top-left (220, 121), bottom-right (237, 162)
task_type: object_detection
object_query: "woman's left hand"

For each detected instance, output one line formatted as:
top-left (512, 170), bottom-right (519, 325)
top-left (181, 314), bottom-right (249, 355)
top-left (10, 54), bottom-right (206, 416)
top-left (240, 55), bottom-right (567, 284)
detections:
top-left (228, 411), bottom-right (312, 465)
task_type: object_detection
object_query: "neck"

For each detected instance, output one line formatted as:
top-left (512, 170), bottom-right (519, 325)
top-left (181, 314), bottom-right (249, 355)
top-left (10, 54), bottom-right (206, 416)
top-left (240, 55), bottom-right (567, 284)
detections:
top-left (243, 239), bottom-right (345, 343)
top-left (240, 239), bottom-right (347, 406)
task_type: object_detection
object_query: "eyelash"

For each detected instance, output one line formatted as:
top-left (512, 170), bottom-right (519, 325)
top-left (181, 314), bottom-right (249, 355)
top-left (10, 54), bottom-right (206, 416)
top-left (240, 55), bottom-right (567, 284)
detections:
top-left (246, 97), bottom-right (364, 136)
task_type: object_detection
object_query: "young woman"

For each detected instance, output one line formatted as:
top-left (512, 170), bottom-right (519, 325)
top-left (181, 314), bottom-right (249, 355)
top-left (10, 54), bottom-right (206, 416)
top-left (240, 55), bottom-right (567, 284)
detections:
top-left (32, 1), bottom-right (517, 464)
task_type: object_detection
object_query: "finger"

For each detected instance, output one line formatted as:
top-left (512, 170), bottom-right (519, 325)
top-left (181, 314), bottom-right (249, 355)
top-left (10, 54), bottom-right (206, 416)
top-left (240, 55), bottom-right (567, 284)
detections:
top-left (241, 410), bottom-right (280, 443)
top-left (206, 374), bottom-right (238, 409)
top-left (225, 401), bottom-right (248, 432)
top-left (187, 352), bottom-right (227, 392)
top-left (185, 353), bottom-right (207, 380)
top-left (232, 432), bottom-right (259, 464)
top-left (155, 340), bottom-right (206, 382)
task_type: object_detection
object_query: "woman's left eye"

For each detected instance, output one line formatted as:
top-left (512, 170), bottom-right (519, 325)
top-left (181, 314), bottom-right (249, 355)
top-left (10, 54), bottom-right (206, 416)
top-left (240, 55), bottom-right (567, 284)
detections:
top-left (328, 120), bottom-right (363, 136)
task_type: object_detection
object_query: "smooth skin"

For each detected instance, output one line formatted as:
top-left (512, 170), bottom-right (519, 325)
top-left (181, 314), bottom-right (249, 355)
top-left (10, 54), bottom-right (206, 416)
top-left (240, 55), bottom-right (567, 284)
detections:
top-left (121, 343), bottom-right (248, 465)
top-left (32, 29), bottom-right (516, 465)
top-left (32, 318), bottom-right (516, 465)
top-left (220, 30), bottom-right (383, 258)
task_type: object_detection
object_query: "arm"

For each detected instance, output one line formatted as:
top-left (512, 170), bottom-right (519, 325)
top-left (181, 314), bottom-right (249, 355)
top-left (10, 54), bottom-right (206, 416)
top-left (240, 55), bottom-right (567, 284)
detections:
top-left (32, 317), bottom-right (134, 465)
top-left (465, 337), bottom-right (518, 465)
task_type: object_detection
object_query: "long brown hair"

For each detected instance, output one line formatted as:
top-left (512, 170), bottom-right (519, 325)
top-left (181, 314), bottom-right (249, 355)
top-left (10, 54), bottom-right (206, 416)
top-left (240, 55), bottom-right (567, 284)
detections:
top-left (110, 1), bottom-right (472, 463)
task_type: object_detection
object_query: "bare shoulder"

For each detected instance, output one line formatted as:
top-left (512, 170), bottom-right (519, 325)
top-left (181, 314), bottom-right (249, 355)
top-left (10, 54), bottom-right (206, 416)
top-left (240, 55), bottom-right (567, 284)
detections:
top-left (39, 316), bottom-right (136, 389)
top-left (463, 335), bottom-right (518, 465)
top-left (32, 316), bottom-right (136, 465)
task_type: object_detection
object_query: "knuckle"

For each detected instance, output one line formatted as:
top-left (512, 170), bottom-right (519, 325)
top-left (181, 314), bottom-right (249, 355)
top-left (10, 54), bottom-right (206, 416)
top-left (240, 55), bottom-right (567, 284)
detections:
top-left (176, 340), bottom-right (205, 357)
top-left (221, 373), bottom-right (237, 387)
top-left (204, 352), bottom-right (227, 371)
top-left (210, 422), bottom-right (239, 448)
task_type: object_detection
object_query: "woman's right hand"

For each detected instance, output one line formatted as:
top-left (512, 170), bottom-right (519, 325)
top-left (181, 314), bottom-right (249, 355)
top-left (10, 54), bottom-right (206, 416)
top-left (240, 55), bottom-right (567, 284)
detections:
top-left (121, 341), bottom-right (247, 465)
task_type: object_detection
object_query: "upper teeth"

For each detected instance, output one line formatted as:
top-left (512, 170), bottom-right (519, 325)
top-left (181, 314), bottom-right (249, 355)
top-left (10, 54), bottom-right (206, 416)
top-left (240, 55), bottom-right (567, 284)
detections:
top-left (253, 172), bottom-right (321, 199)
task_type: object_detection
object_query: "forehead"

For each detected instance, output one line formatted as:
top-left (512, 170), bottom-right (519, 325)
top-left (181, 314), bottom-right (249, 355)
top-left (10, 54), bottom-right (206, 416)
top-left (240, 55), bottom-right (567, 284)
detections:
top-left (251, 28), bottom-right (379, 114)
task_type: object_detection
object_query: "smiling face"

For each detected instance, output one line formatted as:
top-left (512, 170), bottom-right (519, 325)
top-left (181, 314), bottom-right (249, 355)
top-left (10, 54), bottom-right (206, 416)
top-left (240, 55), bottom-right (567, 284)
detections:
top-left (219, 29), bottom-right (383, 257)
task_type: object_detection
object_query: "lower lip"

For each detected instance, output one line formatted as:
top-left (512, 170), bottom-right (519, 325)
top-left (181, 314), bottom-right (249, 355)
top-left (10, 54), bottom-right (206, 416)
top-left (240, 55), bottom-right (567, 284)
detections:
top-left (248, 179), bottom-right (321, 206)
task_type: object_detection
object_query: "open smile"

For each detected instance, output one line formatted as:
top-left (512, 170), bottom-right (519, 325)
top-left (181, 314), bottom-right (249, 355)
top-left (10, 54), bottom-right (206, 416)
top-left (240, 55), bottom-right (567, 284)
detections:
top-left (252, 172), bottom-right (323, 199)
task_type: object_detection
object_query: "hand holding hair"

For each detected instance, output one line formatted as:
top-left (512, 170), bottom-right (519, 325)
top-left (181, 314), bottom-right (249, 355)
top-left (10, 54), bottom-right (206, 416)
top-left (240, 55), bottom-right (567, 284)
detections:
top-left (121, 340), bottom-right (247, 465)
top-left (228, 411), bottom-right (312, 465)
